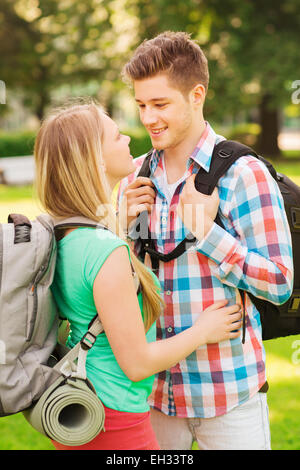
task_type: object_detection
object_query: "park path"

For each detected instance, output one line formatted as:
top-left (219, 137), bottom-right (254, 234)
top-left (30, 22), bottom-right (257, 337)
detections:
top-left (0, 156), bottom-right (35, 185)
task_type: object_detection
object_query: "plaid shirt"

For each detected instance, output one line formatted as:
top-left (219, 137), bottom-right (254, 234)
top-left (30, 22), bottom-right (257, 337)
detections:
top-left (117, 122), bottom-right (293, 418)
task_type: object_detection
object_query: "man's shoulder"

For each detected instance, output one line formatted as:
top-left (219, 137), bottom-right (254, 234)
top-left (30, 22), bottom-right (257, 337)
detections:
top-left (215, 138), bottom-right (270, 182)
top-left (228, 154), bottom-right (272, 183)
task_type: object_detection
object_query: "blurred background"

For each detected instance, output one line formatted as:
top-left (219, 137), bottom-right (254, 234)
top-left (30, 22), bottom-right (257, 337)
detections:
top-left (0, 0), bottom-right (299, 450)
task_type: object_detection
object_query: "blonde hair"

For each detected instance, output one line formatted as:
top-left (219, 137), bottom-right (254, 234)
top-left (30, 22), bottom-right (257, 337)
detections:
top-left (34, 99), bottom-right (163, 330)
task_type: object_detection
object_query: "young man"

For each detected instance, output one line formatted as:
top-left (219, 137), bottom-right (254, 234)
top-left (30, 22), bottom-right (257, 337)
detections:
top-left (117, 32), bottom-right (293, 450)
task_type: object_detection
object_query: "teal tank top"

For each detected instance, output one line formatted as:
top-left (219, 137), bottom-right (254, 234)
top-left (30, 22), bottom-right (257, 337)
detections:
top-left (51, 227), bottom-right (157, 413)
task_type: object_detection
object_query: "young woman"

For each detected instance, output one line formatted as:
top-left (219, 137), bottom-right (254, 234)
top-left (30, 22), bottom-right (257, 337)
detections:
top-left (34, 101), bottom-right (242, 450)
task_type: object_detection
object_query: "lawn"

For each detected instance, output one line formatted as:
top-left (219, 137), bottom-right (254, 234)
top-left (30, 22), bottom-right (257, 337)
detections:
top-left (1, 336), bottom-right (299, 450)
top-left (0, 163), bottom-right (300, 450)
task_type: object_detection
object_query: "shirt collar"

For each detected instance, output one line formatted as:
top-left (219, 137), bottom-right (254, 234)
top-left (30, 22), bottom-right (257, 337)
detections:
top-left (149, 122), bottom-right (219, 176)
top-left (188, 122), bottom-right (218, 173)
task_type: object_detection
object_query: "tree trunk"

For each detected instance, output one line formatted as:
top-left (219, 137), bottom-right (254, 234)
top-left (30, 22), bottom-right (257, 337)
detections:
top-left (36, 90), bottom-right (49, 121)
top-left (35, 66), bottom-right (50, 121)
top-left (257, 93), bottom-right (281, 159)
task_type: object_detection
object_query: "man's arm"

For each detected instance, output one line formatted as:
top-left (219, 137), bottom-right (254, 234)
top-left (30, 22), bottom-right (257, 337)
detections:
top-left (194, 156), bottom-right (293, 305)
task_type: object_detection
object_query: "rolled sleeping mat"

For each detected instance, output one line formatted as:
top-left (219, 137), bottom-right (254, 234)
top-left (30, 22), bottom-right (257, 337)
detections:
top-left (23, 374), bottom-right (105, 446)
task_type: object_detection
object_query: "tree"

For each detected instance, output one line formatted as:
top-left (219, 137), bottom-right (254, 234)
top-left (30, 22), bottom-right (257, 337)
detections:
top-left (200, 0), bottom-right (300, 157)
top-left (131, 0), bottom-right (300, 157)
top-left (0, 0), bottom-right (139, 119)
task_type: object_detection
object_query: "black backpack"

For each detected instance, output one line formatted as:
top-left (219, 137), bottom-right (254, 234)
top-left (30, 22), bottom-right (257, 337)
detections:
top-left (136, 140), bottom-right (300, 342)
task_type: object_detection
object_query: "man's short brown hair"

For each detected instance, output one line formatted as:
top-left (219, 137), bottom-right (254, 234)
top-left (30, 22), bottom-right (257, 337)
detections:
top-left (122, 31), bottom-right (209, 95)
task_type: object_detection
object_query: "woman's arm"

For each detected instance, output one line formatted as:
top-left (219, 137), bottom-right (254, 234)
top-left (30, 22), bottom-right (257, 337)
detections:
top-left (93, 246), bottom-right (242, 382)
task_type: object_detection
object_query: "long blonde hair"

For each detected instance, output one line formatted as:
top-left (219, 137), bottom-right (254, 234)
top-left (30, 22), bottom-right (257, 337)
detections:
top-left (34, 100), bottom-right (163, 330)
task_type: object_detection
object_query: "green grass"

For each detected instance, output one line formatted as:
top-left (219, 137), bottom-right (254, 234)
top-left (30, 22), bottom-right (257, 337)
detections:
top-left (0, 414), bottom-right (54, 450)
top-left (0, 184), bottom-right (37, 201)
top-left (0, 163), bottom-right (300, 450)
top-left (264, 336), bottom-right (300, 450)
top-left (281, 150), bottom-right (300, 160)
top-left (1, 335), bottom-right (299, 450)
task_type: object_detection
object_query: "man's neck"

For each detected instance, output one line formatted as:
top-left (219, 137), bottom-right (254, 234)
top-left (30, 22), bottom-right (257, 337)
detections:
top-left (163, 119), bottom-right (206, 183)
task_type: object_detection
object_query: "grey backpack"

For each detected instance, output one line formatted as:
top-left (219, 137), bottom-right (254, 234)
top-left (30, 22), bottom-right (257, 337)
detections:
top-left (0, 213), bottom-right (104, 417)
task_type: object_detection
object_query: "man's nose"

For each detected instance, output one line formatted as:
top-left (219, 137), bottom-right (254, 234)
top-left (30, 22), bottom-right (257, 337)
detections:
top-left (141, 107), bottom-right (158, 126)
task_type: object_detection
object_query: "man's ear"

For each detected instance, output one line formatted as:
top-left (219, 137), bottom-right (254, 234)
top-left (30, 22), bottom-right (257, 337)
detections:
top-left (190, 84), bottom-right (206, 106)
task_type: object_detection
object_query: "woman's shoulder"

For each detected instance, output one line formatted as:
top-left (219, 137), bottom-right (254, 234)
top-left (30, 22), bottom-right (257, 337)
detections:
top-left (59, 227), bottom-right (130, 271)
top-left (59, 227), bottom-right (130, 288)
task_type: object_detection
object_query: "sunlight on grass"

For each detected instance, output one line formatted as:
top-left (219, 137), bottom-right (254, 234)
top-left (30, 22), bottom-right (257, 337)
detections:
top-left (0, 199), bottom-right (42, 223)
top-left (0, 184), bottom-right (119, 223)
top-left (267, 353), bottom-right (300, 383)
top-left (290, 176), bottom-right (300, 186)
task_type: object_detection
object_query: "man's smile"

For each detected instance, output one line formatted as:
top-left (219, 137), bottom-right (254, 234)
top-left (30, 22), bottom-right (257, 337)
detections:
top-left (149, 126), bottom-right (168, 137)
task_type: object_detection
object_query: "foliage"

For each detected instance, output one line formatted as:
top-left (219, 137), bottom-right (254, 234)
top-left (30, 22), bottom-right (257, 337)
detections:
top-left (0, 0), bottom-right (299, 155)
top-left (129, 0), bottom-right (300, 156)
top-left (0, 127), bottom-right (150, 158)
top-left (130, 0), bottom-right (300, 114)
top-left (0, 0), bottom-right (139, 118)
top-left (224, 123), bottom-right (261, 148)
top-left (0, 130), bottom-right (36, 157)
top-left (122, 127), bottom-right (151, 157)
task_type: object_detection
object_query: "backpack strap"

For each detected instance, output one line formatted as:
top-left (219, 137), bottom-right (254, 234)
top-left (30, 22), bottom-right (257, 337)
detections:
top-left (8, 213), bottom-right (32, 243)
top-left (53, 315), bottom-right (104, 380)
top-left (137, 141), bottom-right (259, 195)
top-left (52, 215), bottom-right (141, 377)
top-left (53, 215), bottom-right (139, 287)
top-left (194, 140), bottom-right (259, 195)
top-left (137, 148), bottom-right (154, 178)
top-left (53, 216), bottom-right (108, 231)
top-left (137, 140), bottom-right (260, 263)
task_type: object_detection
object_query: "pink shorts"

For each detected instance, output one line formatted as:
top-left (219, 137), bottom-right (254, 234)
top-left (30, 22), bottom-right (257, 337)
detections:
top-left (51, 405), bottom-right (160, 450)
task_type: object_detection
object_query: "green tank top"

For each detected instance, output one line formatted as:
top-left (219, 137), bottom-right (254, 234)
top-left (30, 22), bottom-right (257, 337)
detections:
top-left (51, 227), bottom-right (158, 413)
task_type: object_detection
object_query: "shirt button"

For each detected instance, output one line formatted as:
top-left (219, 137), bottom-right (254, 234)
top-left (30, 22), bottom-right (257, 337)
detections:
top-left (162, 216), bottom-right (167, 224)
top-left (167, 326), bottom-right (173, 333)
top-left (166, 290), bottom-right (172, 295)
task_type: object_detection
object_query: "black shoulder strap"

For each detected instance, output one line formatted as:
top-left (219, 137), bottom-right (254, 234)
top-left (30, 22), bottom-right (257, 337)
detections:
top-left (138, 141), bottom-right (259, 192)
top-left (137, 148), bottom-right (154, 178)
top-left (197, 139), bottom-right (259, 195)
top-left (194, 140), bottom-right (259, 195)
